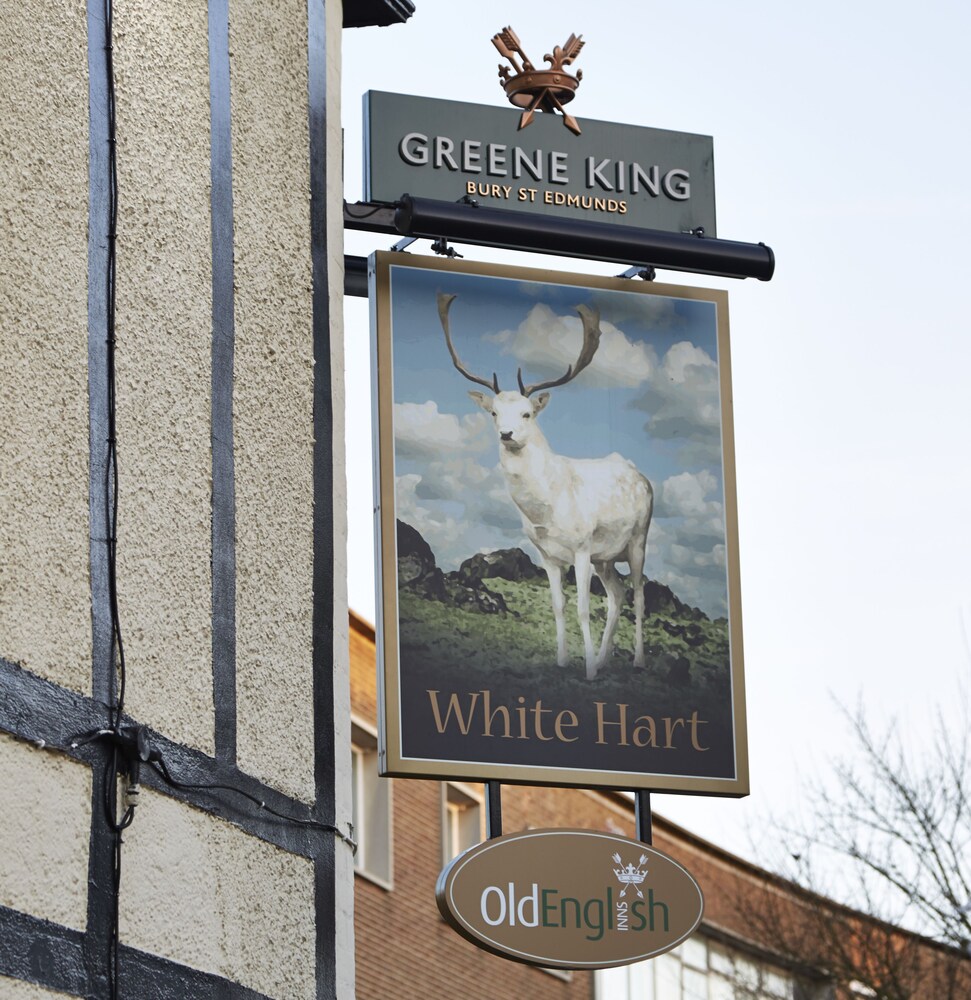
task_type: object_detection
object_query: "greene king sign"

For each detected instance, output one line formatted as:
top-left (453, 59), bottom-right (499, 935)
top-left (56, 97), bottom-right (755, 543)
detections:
top-left (364, 91), bottom-right (716, 235)
top-left (437, 829), bottom-right (704, 968)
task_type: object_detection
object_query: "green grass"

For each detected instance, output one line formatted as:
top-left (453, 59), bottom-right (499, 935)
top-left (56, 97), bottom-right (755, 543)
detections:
top-left (398, 577), bottom-right (733, 728)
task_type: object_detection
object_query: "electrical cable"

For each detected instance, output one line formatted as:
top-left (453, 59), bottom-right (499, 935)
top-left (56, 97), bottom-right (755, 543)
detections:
top-left (343, 200), bottom-right (389, 220)
top-left (149, 757), bottom-right (357, 853)
top-left (100, 1), bottom-right (130, 995)
top-left (103, 0), bottom-right (124, 730)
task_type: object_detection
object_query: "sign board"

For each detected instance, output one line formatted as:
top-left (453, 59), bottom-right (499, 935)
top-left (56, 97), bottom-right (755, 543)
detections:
top-left (371, 252), bottom-right (747, 794)
top-left (364, 91), bottom-right (716, 236)
top-left (436, 829), bottom-right (704, 969)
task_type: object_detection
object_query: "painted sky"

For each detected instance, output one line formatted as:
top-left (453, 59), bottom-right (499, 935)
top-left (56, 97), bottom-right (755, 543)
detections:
top-left (386, 263), bottom-right (732, 616)
top-left (342, 0), bottom-right (971, 865)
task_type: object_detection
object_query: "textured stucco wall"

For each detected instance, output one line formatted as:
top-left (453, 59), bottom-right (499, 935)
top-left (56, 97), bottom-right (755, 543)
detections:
top-left (111, 1), bottom-right (215, 754)
top-left (120, 788), bottom-right (315, 1000)
top-left (0, 0), bottom-right (90, 694)
top-left (0, 977), bottom-right (77, 1000)
top-left (0, 734), bottom-right (90, 931)
top-left (1, 0), bottom-right (354, 994)
top-left (326, 1), bottom-right (355, 994)
top-left (231, 0), bottom-right (316, 800)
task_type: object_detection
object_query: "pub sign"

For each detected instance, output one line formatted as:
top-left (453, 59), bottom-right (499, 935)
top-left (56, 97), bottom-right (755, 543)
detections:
top-left (364, 90), bottom-right (717, 236)
top-left (370, 251), bottom-right (747, 795)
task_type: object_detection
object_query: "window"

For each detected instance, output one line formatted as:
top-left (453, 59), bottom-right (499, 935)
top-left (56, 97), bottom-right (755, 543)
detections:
top-left (441, 782), bottom-right (484, 864)
top-left (595, 935), bottom-right (807, 1000)
top-left (351, 720), bottom-right (392, 887)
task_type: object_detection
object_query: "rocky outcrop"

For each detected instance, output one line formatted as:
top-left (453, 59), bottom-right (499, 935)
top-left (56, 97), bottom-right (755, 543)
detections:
top-left (396, 520), bottom-right (507, 615)
top-left (455, 547), bottom-right (542, 584)
top-left (395, 520), bottom-right (708, 624)
top-left (635, 580), bottom-right (708, 622)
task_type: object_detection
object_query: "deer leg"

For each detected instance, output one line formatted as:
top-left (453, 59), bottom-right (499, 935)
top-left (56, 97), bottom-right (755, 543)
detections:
top-left (628, 535), bottom-right (647, 668)
top-left (542, 560), bottom-right (569, 667)
top-left (574, 552), bottom-right (597, 679)
top-left (594, 561), bottom-right (625, 673)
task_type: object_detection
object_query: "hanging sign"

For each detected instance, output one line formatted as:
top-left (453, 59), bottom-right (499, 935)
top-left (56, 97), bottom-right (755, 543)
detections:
top-left (371, 251), bottom-right (748, 795)
top-left (436, 829), bottom-right (704, 969)
top-left (363, 90), bottom-right (716, 236)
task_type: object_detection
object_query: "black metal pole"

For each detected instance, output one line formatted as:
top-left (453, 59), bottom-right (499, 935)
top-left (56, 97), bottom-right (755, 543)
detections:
top-left (634, 790), bottom-right (653, 845)
top-left (485, 781), bottom-right (503, 839)
top-left (394, 195), bottom-right (775, 281)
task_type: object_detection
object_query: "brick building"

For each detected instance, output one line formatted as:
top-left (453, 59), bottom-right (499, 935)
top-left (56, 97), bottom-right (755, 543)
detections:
top-left (350, 613), bottom-right (971, 1000)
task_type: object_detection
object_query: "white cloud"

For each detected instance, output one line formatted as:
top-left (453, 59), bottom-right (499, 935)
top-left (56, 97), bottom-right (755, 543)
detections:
top-left (655, 470), bottom-right (720, 518)
top-left (395, 455), bottom-right (527, 571)
top-left (641, 470), bottom-right (729, 616)
top-left (395, 474), bottom-right (468, 563)
top-left (590, 289), bottom-right (681, 329)
top-left (490, 302), bottom-right (655, 390)
top-left (631, 340), bottom-right (722, 463)
top-left (393, 401), bottom-right (490, 459)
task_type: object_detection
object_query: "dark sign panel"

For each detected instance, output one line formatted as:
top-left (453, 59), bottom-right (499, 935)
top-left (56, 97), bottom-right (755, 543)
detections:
top-left (371, 252), bottom-right (747, 795)
top-left (437, 829), bottom-right (704, 969)
top-left (364, 91), bottom-right (716, 236)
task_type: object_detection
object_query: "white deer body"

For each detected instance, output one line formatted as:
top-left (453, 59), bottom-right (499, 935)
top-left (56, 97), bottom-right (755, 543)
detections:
top-left (470, 388), bottom-right (652, 678)
top-left (444, 298), bottom-right (654, 680)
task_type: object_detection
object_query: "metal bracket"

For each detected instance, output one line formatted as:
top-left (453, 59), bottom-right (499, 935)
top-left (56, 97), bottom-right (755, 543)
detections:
top-left (430, 237), bottom-right (463, 259)
top-left (393, 195), bottom-right (775, 280)
top-left (485, 780), bottom-right (503, 839)
top-left (617, 265), bottom-right (656, 281)
top-left (389, 195), bottom-right (478, 255)
top-left (634, 789), bottom-right (653, 845)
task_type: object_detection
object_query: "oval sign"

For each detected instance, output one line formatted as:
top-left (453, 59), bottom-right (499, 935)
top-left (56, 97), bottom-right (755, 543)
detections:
top-left (436, 828), bottom-right (704, 969)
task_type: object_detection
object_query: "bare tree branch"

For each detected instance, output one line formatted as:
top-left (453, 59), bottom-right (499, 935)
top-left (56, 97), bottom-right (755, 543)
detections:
top-left (739, 689), bottom-right (971, 999)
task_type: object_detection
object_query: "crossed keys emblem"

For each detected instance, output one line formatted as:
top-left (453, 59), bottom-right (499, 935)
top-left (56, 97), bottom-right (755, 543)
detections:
top-left (492, 26), bottom-right (585, 135)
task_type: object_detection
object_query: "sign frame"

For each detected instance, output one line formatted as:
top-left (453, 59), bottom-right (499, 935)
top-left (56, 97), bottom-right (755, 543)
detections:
top-left (371, 251), bottom-right (747, 795)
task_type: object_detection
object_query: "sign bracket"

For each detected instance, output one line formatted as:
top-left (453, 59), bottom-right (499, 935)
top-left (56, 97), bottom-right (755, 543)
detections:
top-left (617, 264), bottom-right (656, 282)
top-left (344, 197), bottom-right (774, 281)
top-left (634, 790), bottom-right (653, 846)
top-left (485, 781), bottom-right (653, 845)
top-left (485, 780), bottom-right (503, 840)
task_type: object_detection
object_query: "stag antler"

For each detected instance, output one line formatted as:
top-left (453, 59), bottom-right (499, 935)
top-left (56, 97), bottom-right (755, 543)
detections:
top-left (517, 304), bottom-right (601, 396)
top-left (438, 293), bottom-right (500, 393)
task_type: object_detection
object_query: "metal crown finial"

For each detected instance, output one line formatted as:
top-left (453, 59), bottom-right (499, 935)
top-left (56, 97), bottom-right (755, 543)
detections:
top-left (491, 26), bottom-right (585, 135)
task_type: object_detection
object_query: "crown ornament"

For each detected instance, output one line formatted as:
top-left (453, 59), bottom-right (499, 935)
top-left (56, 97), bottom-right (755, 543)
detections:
top-left (491, 26), bottom-right (585, 135)
top-left (612, 852), bottom-right (649, 898)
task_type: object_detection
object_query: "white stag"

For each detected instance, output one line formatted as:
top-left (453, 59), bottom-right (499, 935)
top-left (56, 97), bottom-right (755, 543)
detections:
top-left (439, 293), bottom-right (653, 680)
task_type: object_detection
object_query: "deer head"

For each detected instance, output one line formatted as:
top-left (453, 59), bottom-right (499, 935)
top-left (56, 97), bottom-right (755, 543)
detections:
top-left (438, 292), bottom-right (601, 451)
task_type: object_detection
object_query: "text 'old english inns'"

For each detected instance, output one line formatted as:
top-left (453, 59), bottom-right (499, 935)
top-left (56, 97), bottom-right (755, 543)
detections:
top-left (427, 690), bottom-right (709, 751)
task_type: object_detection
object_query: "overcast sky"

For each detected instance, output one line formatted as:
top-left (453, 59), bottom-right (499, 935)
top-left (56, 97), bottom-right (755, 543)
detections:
top-left (341, 0), bottom-right (971, 864)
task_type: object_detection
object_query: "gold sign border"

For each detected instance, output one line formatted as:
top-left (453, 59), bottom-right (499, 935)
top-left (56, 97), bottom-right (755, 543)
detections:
top-left (370, 251), bottom-right (748, 796)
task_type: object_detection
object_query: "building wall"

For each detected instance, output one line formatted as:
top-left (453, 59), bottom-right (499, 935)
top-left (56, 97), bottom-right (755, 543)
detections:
top-left (351, 617), bottom-right (602, 1000)
top-left (0, 0), bottom-right (90, 697)
top-left (349, 613), bottom-right (971, 1000)
top-left (0, 1), bottom-right (360, 997)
